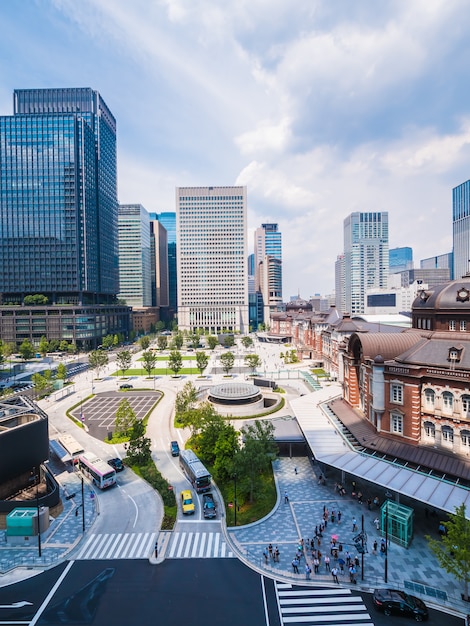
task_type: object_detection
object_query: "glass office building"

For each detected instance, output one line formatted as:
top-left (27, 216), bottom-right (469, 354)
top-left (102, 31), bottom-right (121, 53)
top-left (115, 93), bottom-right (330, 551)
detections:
top-left (0, 88), bottom-right (129, 348)
top-left (453, 179), bottom-right (470, 280)
top-left (0, 88), bottom-right (118, 302)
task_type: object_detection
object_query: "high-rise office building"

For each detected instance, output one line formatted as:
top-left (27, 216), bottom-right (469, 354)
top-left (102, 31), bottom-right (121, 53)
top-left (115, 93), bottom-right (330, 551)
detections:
top-left (0, 88), bottom-right (130, 348)
top-left (150, 219), bottom-right (169, 310)
top-left (254, 223), bottom-right (283, 323)
top-left (150, 212), bottom-right (177, 321)
top-left (335, 254), bottom-right (345, 313)
top-left (176, 186), bottom-right (248, 333)
top-left (389, 247), bottom-right (413, 274)
top-left (343, 212), bottom-right (389, 315)
top-left (118, 205), bottom-right (152, 308)
top-left (453, 179), bottom-right (470, 280)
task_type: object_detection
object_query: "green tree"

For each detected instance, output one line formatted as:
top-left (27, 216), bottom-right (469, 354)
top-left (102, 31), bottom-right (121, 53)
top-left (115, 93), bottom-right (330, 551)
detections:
top-left (24, 294), bottom-right (48, 305)
top-left (188, 332), bottom-right (200, 349)
top-left (223, 335), bottom-right (235, 348)
top-left (178, 401), bottom-right (212, 438)
top-left (3, 342), bottom-right (15, 360)
top-left (142, 350), bottom-right (158, 377)
top-left (125, 418), bottom-right (152, 465)
top-left (195, 351), bottom-right (208, 376)
top-left (116, 349), bottom-right (132, 376)
top-left (59, 340), bottom-right (70, 352)
top-left (173, 333), bottom-right (184, 350)
top-left (102, 334), bottom-right (114, 350)
top-left (156, 321), bottom-right (165, 333)
top-left (168, 350), bottom-right (182, 376)
top-left (157, 335), bottom-right (168, 351)
top-left (32, 370), bottom-right (54, 397)
top-left (244, 354), bottom-right (261, 373)
top-left (213, 426), bottom-right (239, 483)
top-left (39, 336), bottom-right (49, 357)
top-left (235, 420), bottom-right (277, 503)
top-left (241, 336), bottom-right (253, 349)
top-left (19, 339), bottom-right (35, 361)
top-left (426, 503), bottom-right (470, 600)
top-left (175, 381), bottom-right (198, 418)
top-left (115, 398), bottom-right (137, 437)
top-left (49, 339), bottom-right (60, 352)
top-left (88, 349), bottom-right (109, 379)
top-left (113, 334), bottom-right (119, 347)
top-left (139, 336), bottom-right (150, 350)
top-left (67, 343), bottom-right (77, 354)
top-left (220, 351), bottom-right (235, 376)
top-left (56, 362), bottom-right (68, 381)
top-left (207, 336), bottom-right (218, 351)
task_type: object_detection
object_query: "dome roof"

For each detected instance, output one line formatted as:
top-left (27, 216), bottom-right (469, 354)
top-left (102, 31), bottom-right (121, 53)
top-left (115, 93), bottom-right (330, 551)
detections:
top-left (286, 298), bottom-right (313, 312)
top-left (413, 275), bottom-right (470, 311)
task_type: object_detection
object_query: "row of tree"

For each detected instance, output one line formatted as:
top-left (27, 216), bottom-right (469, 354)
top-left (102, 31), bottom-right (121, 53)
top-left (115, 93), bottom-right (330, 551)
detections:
top-left (175, 382), bottom-right (277, 503)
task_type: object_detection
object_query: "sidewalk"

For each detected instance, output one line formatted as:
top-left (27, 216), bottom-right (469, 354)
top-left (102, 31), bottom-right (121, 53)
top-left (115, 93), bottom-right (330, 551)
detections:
top-left (227, 455), bottom-right (467, 618)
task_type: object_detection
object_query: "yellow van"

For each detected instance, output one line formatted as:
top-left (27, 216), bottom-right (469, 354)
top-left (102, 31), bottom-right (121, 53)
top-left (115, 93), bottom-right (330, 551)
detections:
top-left (181, 489), bottom-right (195, 515)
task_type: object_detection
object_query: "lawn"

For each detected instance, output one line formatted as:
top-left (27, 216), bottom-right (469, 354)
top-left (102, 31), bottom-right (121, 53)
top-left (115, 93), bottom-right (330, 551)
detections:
top-left (113, 367), bottom-right (201, 376)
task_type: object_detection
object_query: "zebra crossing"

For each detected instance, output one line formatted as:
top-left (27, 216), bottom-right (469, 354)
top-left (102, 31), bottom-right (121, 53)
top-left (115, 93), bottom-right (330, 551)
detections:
top-left (276, 582), bottom-right (374, 625)
top-left (166, 531), bottom-right (235, 559)
top-left (75, 532), bottom-right (157, 560)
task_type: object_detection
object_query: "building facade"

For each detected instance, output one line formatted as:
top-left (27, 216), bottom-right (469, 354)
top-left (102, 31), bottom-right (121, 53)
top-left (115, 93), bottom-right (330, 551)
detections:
top-left (0, 88), bottom-right (129, 348)
top-left (118, 204), bottom-right (151, 308)
top-left (254, 223), bottom-right (283, 324)
top-left (150, 212), bottom-right (177, 321)
top-left (389, 246), bottom-right (413, 274)
top-left (453, 179), bottom-right (470, 281)
top-left (176, 186), bottom-right (248, 333)
top-left (150, 219), bottom-right (169, 310)
top-left (343, 212), bottom-right (389, 315)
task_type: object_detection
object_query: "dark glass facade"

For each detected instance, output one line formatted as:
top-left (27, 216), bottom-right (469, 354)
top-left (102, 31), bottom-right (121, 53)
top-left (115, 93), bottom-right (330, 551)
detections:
top-left (154, 212), bottom-right (177, 319)
top-left (0, 88), bottom-right (118, 303)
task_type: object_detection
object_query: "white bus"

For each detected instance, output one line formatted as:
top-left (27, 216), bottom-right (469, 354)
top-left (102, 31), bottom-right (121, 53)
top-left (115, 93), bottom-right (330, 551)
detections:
top-left (78, 452), bottom-right (116, 489)
top-left (58, 434), bottom-right (85, 464)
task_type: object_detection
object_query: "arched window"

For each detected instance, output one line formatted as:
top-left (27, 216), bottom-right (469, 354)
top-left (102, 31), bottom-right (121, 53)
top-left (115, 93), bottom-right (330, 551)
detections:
top-left (424, 422), bottom-right (435, 439)
top-left (462, 395), bottom-right (470, 418)
top-left (442, 391), bottom-right (454, 414)
top-left (461, 430), bottom-right (470, 447)
top-left (424, 389), bottom-right (435, 409)
top-left (442, 425), bottom-right (454, 445)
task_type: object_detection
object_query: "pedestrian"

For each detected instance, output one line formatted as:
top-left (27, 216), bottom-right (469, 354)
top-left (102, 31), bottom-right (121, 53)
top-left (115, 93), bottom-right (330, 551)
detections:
top-left (310, 537), bottom-right (315, 549)
top-left (317, 536), bottom-right (321, 548)
top-left (274, 546), bottom-right (280, 562)
top-left (349, 565), bottom-right (357, 584)
top-left (345, 550), bottom-right (351, 566)
top-left (292, 557), bottom-right (299, 574)
top-left (374, 517), bottom-right (380, 530)
top-left (263, 548), bottom-right (269, 564)
top-left (331, 566), bottom-right (339, 583)
top-left (154, 541), bottom-right (158, 558)
top-left (324, 554), bottom-right (330, 571)
top-left (352, 517), bottom-right (357, 532)
top-left (305, 563), bottom-right (312, 579)
top-left (331, 510), bottom-right (335, 523)
top-left (354, 555), bottom-right (360, 567)
top-left (284, 490), bottom-right (289, 504)
top-left (314, 526), bottom-right (318, 538)
top-left (367, 498), bottom-right (372, 510)
top-left (352, 480), bottom-right (357, 493)
top-left (357, 491), bottom-right (363, 504)
top-left (268, 543), bottom-right (273, 559)
top-left (373, 540), bottom-right (378, 555)
top-left (380, 539), bottom-right (386, 554)
top-left (337, 510), bottom-right (342, 524)
top-left (294, 466), bottom-right (298, 475)
top-left (313, 557), bottom-right (320, 573)
top-left (338, 543), bottom-right (343, 552)
top-left (318, 474), bottom-right (323, 485)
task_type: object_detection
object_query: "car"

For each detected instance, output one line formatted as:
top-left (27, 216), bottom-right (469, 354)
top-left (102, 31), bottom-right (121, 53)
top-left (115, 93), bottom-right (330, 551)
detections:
top-left (107, 458), bottom-right (124, 472)
top-left (202, 492), bottom-right (217, 519)
top-left (170, 441), bottom-right (180, 457)
top-left (119, 383), bottom-right (133, 390)
top-left (373, 589), bottom-right (428, 622)
top-left (180, 489), bottom-right (195, 515)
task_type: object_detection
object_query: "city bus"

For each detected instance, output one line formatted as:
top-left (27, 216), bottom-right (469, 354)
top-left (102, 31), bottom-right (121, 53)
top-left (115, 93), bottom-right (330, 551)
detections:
top-left (179, 449), bottom-right (211, 493)
top-left (58, 433), bottom-right (85, 464)
top-left (78, 452), bottom-right (117, 489)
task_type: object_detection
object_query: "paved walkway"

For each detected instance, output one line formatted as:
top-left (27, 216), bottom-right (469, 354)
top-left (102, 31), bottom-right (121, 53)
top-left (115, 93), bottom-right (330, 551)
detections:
top-left (227, 455), bottom-right (467, 618)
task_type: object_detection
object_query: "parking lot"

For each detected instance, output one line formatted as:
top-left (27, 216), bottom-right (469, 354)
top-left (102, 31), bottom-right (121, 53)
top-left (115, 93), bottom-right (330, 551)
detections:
top-left (71, 390), bottom-right (162, 439)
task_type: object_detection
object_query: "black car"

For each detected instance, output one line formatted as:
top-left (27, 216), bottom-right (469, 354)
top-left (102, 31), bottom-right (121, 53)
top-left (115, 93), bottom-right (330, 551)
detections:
top-left (108, 458), bottom-right (124, 472)
top-left (119, 383), bottom-right (133, 390)
top-left (373, 589), bottom-right (428, 622)
top-left (170, 441), bottom-right (180, 457)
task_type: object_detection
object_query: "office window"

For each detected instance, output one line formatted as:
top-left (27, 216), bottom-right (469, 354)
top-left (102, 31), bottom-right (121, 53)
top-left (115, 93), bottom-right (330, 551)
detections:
top-left (442, 425), bottom-right (454, 444)
top-left (424, 388), bottom-right (435, 409)
top-left (391, 412), bottom-right (403, 434)
top-left (424, 421), bottom-right (435, 439)
top-left (442, 391), bottom-right (454, 414)
top-left (390, 383), bottom-right (403, 404)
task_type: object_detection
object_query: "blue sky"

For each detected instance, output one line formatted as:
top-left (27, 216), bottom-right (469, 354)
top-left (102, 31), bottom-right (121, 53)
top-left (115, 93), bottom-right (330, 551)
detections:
top-left (1, 0), bottom-right (470, 298)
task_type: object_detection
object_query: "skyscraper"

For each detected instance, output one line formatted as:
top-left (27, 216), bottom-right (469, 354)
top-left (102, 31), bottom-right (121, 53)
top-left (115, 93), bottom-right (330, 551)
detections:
top-left (176, 186), bottom-right (248, 333)
top-left (0, 88), bottom-right (130, 348)
top-left (150, 219), bottom-right (169, 310)
top-left (389, 247), bottom-right (413, 274)
top-left (343, 212), bottom-right (389, 315)
top-left (0, 88), bottom-right (118, 301)
top-left (118, 204), bottom-right (152, 308)
top-left (150, 212), bottom-right (177, 321)
top-left (254, 223), bottom-right (283, 324)
top-left (453, 180), bottom-right (470, 279)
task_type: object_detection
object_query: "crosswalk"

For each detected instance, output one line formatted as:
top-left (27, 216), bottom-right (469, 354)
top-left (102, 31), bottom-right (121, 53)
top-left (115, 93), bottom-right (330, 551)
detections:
top-left (276, 582), bottom-right (374, 625)
top-left (165, 531), bottom-right (235, 559)
top-left (75, 532), bottom-right (157, 560)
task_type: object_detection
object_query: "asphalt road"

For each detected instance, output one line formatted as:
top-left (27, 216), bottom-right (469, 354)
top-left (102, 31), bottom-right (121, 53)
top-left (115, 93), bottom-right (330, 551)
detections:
top-left (0, 559), bottom-right (464, 626)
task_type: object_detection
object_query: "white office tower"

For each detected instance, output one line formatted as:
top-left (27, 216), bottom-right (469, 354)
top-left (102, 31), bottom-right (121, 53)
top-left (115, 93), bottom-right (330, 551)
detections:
top-left (453, 180), bottom-right (470, 280)
top-left (176, 186), bottom-right (249, 333)
top-left (343, 212), bottom-right (389, 315)
top-left (254, 223), bottom-right (283, 324)
top-left (118, 204), bottom-right (152, 308)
